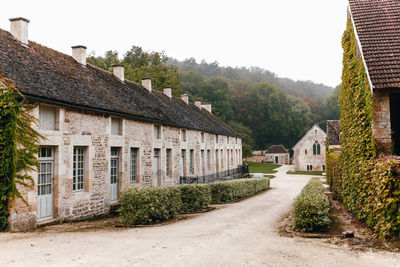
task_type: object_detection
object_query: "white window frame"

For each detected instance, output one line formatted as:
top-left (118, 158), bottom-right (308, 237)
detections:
top-left (130, 148), bottom-right (139, 183)
top-left (73, 147), bottom-right (85, 192)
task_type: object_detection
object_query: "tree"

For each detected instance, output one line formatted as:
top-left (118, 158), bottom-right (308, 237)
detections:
top-left (87, 46), bottom-right (182, 96)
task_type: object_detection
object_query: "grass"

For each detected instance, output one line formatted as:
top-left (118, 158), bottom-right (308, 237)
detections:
top-left (264, 175), bottom-right (275, 179)
top-left (287, 170), bottom-right (323, 175)
top-left (245, 161), bottom-right (281, 173)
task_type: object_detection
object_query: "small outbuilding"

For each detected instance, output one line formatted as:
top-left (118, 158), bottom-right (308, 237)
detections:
top-left (265, 145), bottom-right (289, 164)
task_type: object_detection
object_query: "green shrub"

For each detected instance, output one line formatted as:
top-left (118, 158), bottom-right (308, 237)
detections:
top-left (120, 186), bottom-right (181, 225)
top-left (210, 178), bottom-right (270, 204)
top-left (326, 149), bottom-right (342, 201)
top-left (293, 178), bottom-right (330, 232)
top-left (180, 184), bottom-right (211, 213)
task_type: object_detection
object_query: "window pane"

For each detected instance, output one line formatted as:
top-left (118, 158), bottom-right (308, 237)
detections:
top-left (111, 118), bottom-right (121, 135)
top-left (39, 106), bottom-right (56, 130)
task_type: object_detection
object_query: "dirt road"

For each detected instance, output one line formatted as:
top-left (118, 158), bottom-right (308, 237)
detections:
top-left (1, 165), bottom-right (399, 266)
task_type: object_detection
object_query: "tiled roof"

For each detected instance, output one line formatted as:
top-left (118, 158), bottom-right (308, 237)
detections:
top-left (327, 120), bottom-right (341, 146)
top-left (265, 145), bottom-right (289, 154)
top-left (0, 28), bottom-right (239, 137)
top-left (349, 0), bottom-right (400, 89)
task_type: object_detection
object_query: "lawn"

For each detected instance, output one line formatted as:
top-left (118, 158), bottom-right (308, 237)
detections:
top-left (245, 161), bottom-right (281, 174)
top-left (286, 170), bottom-right (323, 175)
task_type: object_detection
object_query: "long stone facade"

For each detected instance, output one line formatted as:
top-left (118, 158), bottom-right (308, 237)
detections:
top-left (292, 124), bottom-right (326, 171)
top-left (0, 17), bottom-right (243, 231)
top-left (9, 106), bottom-right (242, 231)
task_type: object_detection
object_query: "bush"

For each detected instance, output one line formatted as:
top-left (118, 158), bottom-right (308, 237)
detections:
top-left (326, 149), bottom-right (342, 201)
top-left (180, 184), bottom-right (211, 213)
top-left (293, 178), bottom-right (330, 232)
top-left (210, 178), bottom-right (270, 204)
top-left (120, 186), bottom-right (181, 225)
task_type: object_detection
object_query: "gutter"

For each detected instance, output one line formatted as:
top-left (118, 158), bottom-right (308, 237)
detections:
top-left (348, 5), bottom-right (375, 92)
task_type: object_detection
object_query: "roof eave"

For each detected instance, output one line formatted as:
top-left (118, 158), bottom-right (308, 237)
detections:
top-left (348, 5), bottom-right (375, 92)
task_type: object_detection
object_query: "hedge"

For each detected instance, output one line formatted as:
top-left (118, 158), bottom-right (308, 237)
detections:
top-left (210, 178), bottom-right (270, 204)
top-left (326, 148), bottom-right (342, 201)
top-left (120, 186), bottom-right (182, 225)
top-left (120, 178), bottom-right (270, 225)
top-left (180, 184), bottom-right (211, 213)
top-left (292, 178), bottom-right (330, 232)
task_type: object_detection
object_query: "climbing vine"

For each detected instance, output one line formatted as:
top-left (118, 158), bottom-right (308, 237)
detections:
top-left (334, 18), bottom-right (400, 239)
top-left (0, 72), bottom-right (42, 230)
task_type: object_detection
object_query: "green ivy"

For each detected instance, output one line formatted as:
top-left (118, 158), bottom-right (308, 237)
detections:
top-left (338, 18), bottom-right (400, 239)
top-left (0, 72), bottom-right (42, 231)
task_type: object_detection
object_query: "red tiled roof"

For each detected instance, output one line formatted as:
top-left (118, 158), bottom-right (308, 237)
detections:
top-left (349, 0), bottom-right (400, 89)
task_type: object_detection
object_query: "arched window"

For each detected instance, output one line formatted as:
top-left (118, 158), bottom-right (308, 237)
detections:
top-left (313, 141), bottom-right (321, 155)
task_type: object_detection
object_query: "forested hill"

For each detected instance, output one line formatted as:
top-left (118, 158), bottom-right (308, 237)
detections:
top-left (167, 58), bottom-right (334, 100)
top-left (86, 46), bottom-right (339, 157)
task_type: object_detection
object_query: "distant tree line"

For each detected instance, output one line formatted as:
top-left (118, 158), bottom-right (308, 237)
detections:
top-left (87, 47), bottom-right (339, 157)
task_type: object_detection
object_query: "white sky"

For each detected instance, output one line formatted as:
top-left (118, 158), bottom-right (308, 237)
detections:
top-left (1, 0), bottom-right (348, 87)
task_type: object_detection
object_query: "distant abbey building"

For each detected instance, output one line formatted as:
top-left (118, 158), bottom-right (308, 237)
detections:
top-left (292, 124), bottom-right (326, 171)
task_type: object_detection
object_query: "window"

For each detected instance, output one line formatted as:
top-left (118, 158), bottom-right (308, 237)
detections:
top-left (73, 147), bottom-right (85, 191)
top-left (207, 150), bottom-right (211, 171)
top-left (181, 129), bottom-right (186, 142)
top-left (166, 149), bottom-right (172, 177)
top-left (236, 138), bottom-right (238, 144)
top-left (313, 141), bottom-right (321, 155)
top-left (315, 129), bottom-right (317, 134)
top-left (305, 149), bottom-right (307, 154)
top-left (189, 149), bottom-right (194, 174)
top-left (201, 150), bottom-right (205, 175)
top-left (111, 117), bottom-right (122, 135)
top-left (154, 125), bottom-right (161, 139)
top-left (38, 147), bottom-right (53, 197)
top-left (201, 132), bottom-right (205, 143)
top-left (310, 165), bottom-right (313, 170)
top-left (216, 134), bottom-right (219, 144)
top-left (227, 136), bottom-right (229, 143)
top-left (39, 106), bottom-right (57, 130)
top-left (130, 148), bottom-right (138, 183)
top-left (181, 149), bottom-right (186, 176)
top-left (323, 164), bottom-right (326, 171)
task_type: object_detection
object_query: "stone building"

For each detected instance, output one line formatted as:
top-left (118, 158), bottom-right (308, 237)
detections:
top-left (292, 124), bottom-right (326, 171)
top-left (265, 145), bottom-right (289, 164)
top-left (349, 1), bottom-right (400, 155)
top-left (0, 18), bottom-right (242, 230)
top-left (245, 150), bottom-right (265, 163)
top-left (326, 120), bottom-right (341, 149)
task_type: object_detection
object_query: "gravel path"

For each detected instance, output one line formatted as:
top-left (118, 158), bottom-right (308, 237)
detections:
top-left (1, 165), bottom-right (399, 266)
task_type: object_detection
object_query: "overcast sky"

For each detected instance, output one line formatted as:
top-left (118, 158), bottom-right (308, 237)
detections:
top-left (1, 0), bottom-right (348, 87)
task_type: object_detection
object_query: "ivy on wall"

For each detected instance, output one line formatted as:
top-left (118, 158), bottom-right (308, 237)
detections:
top-left (331, 17), bottom-right (400, 239)
top-left (0, 72), bottom-right (42, 230)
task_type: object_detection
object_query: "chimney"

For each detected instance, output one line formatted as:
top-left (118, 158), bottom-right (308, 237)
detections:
top-left (195, 101), bottom-right (202, 109)
top-left (9, 17), bottom-right (30, 45)
top-left (201, 104), bottom-right (212, 113)
top-left (141, 78), bottom-right (152, 92)
top-left (181, 94), bottom-right (189, 105)
top-left (112, 65), bottom-right (124, 82)
top-left (71, 45), bottom-right (87, 65)
top-left (163, 87), bottom-right (172, 98)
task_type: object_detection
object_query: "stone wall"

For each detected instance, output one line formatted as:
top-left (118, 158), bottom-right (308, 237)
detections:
top-left (372, 90), bottom-right (392, 154)
top-left (265, 153), bottom-right (290, 164)
top-left (8, 104), bottom-right (242, 230)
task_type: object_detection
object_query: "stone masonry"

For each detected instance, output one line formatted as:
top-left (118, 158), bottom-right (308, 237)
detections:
top-left (8, 105), bottom-right (242, 231)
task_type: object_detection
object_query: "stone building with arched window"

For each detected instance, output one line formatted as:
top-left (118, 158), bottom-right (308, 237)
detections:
top-left (292, 124), bottom-right (326, 171)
